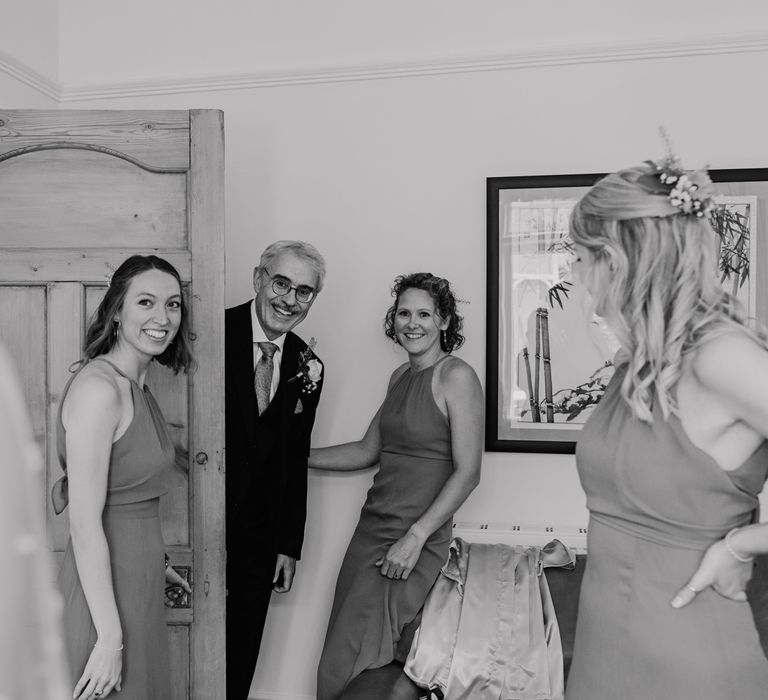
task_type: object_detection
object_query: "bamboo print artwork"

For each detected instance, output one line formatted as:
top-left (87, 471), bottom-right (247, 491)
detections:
top-left (711, 203), bottom-right (751, 298)
top-left (534, 311), bottom-right (541, 422)
top-left (522, 347), bottom-right (538, 422)
top-left (539, 308), bottom-right (554, 423)
top-left (523, 308), bottom-right (555, 423)
top-left (495, 181), bottom-right (760, 451)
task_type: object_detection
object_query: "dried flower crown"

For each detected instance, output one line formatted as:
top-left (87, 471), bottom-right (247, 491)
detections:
top-left (635, 130), bottom-right (715, 218)
top-left (641, 155), bottom-right (715, 218)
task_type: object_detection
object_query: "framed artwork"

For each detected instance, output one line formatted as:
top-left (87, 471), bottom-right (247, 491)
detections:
top-left (486, 168), bottom-right (768, 453)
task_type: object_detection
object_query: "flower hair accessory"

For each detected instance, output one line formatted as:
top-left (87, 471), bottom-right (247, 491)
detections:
top-left (643, 156), bottom-right (715, 218)
top-left (288, 337), bottom-right (322, 394)
top-left (636, 130), bottom-right (715, 218)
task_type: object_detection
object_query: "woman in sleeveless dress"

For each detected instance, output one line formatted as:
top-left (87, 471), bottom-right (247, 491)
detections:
top-left (52, 255), bottom-right (194, 700)
top-left (565, 157), bottom-right (768, 699)
top-left (310, 272), bottom-right (483, 700)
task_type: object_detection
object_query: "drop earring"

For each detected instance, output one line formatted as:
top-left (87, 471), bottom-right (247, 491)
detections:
top-left (112, 319), bottom-right (120, 338)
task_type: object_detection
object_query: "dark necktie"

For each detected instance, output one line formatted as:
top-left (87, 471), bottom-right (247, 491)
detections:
top-left (254, 342), bottom-right (278, 415)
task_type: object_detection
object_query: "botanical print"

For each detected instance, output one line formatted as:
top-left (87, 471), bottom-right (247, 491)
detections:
top-left (713, 196), bottom-right (757, 316)
top-left (498, 193), bottom-right (757, 436)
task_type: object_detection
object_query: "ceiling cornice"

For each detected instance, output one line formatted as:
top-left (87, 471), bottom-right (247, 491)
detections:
top-left (3, 34), bottom-right (767, 103)
top-left (0, 49), bottom-right (60, 100)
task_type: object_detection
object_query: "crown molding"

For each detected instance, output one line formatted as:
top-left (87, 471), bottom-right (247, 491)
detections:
top-left (58, 33), bottom-right (768, 102)
top-left (3, 34), bottom-right (767, 104)
top-left (0, 50), bottom-right (60, 100)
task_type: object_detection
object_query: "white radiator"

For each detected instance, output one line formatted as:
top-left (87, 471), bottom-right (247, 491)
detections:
top-left (452, 521), bottom-right (588, 554)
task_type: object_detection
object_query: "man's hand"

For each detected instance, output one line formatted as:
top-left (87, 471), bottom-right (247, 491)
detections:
top-left (273, 554), bottom-right (296, 593)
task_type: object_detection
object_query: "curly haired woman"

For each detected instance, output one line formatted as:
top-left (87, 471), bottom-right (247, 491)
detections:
top-left (310, 272), bottom-right (483, 700)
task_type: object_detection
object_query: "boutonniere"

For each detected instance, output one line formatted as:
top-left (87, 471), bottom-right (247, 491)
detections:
top-left (288, 337), bottom-right (322, 394)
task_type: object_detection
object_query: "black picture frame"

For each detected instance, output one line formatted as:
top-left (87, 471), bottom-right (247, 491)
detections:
top-left (486, 168), bottom-right (768, 453)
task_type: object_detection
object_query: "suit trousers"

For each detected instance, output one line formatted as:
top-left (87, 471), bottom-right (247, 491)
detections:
top-left (226, 545), bottom-right (277, 700)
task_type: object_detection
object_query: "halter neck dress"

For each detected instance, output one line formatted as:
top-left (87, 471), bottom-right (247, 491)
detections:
top-left (566, 364), bottom-right (768, 699)
top-left (54, 358), bottom-right (175, 700)
top-left (317, 356), bottom-right (455, 700)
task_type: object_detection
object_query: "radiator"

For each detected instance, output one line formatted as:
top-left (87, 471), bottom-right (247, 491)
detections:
top-left (452, 521), bottom-right (588, 554)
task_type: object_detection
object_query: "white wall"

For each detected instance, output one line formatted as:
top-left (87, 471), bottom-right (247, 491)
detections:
top-left (0, 72), bottom-right (56, 107)
top-left (5, 4), bottom-right (768, 697)
top-left (0, 0), bottom-right (58, 106)
top-left (57, 0), bottom-right (768, 85)
top-left (0, 0), bottom-right (58, 81)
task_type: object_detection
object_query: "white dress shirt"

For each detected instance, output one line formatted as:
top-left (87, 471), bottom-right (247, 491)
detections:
top-left (251, 300), bottom-right (286, 402)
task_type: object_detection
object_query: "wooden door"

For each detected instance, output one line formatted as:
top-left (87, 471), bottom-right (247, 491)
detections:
top-left (0, 109), bottom-right (225, 699)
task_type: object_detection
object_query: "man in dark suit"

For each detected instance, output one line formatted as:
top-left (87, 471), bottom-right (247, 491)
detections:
top-left (225, 240), bottom-right (326, 699)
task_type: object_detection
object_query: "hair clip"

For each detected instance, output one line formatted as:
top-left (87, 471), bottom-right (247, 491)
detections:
top-left (650, 156), bottom-right (715, 218)
top-left (635, 129), bottom-right (716, 218)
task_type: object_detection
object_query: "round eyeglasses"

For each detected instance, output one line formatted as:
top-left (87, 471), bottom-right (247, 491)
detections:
top-left (268, 274), bottom-right (316, 303)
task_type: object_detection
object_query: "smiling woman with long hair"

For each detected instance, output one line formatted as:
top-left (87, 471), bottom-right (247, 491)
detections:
top-left (309, 272), bottom-right (484, 700)
top-left (53, 255), bottom-right (193, 700)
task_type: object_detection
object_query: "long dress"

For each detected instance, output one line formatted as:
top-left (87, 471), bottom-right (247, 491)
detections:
top-left (317, 358), bottom-right (455, 700)
top-left (53, 358), bottom-right (174, 700)
top-left (566, 364), bottom-right (768, 700)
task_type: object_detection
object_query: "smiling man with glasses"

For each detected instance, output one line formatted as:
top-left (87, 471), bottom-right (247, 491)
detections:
top-left (266, 270), bottom-right (316, 304)
top-left (225, 240), bottom-right (327, 700)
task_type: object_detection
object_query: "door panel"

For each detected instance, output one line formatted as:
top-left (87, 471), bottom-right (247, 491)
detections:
top-left (0, 150), bottom-right (187, 247)
top-left (0, 110), bottom-right (191, 170)
top-left (169, 625), bottom-right (191, 700)
top-left (0, 250), bottom-right (192, 283)
top-left (0, 109), bottom-right (224, 699)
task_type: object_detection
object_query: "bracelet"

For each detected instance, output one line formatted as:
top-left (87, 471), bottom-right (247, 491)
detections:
top-left (94, 643), bottom-right (123, 653)
top-left (725, 528), bottom-right (755, 563)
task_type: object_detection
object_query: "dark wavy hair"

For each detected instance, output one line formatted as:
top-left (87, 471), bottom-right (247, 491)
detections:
top-left (383, 272), bottom-right (465, 352)
top-left (83, 255), bottom-right (195, 374)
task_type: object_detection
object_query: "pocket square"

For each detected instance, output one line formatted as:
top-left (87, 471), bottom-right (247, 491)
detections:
top-left (294, 398), bottom-right (304, 414)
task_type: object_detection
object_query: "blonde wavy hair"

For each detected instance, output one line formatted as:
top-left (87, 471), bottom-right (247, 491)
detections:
top-left (570, 164), bottom-right (764, 422)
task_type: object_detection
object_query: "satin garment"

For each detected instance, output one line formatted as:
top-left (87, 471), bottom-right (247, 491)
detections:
top-left (567, 364), bottom-right (768, 700)
top-left (405, 537), bottom-right (575, 699)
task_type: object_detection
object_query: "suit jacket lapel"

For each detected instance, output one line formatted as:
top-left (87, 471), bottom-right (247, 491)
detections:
top-left (279, 333), bottom-right (302, 424)
top-left (232, 302), bottom-right (258, 444)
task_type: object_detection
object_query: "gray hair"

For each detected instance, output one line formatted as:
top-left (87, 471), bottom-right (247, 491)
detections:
top-left (257, 240), bottom-right (327, 293)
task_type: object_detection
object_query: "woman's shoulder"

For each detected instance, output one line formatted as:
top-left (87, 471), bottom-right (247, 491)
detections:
top-left (434, 355), bottom-right (482, 397)
top-left (436, 355), bottom-right (479, 382)
top-left (65, 360), bottom-right (124, 413)
top-left (689, 330), bottom-right (768, 392)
